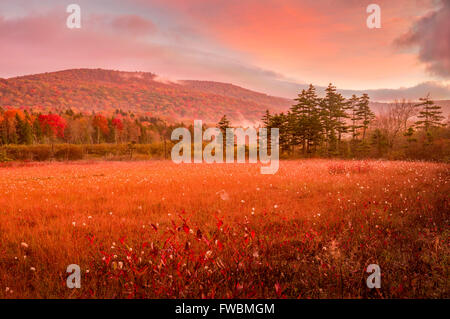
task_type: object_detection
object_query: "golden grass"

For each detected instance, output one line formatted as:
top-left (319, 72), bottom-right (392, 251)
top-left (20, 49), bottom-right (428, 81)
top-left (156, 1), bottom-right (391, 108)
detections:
top-left (0, 160), bottom-right (448, 298)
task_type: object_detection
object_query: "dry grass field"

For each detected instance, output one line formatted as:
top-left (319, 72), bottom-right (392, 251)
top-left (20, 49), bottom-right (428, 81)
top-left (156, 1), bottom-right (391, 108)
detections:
top-left (0, 160), bottom-right (448, 298)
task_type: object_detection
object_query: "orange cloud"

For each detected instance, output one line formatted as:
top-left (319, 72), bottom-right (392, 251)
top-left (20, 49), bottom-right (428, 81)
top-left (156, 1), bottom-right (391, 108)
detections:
top-left (1, 0), bottom-right (448, 100)
top-left (141, 0), bottom-right (438, 89)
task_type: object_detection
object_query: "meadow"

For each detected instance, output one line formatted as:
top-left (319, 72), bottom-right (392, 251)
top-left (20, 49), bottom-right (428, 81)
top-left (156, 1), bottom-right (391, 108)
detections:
top-left (0, 159), bottom-right (448, 298)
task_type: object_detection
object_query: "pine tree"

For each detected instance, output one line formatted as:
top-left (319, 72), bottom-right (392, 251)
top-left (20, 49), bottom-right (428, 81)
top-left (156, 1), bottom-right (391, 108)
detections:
top-left (415, 94), bottom-right (444, 133)
top-left (16, 113), bottom-right (33, 145)
top-left (348, 94), bottom-right (363, 141)
top-left (107, 118), bottom-right (115, 143)
top-left (14, 114), bottom-right (23, 143)
top-left (269, 113), bottom-right (290, 153)
top-left (356, 93), bottom-right (375, 140)
top-left (371, 128), bottom-right (388, 157)
top-left (217, 115), bottom-right (231, 135)
top-left (261, 110), bottom-right (272, 149)
top-left (404, 127), bottom-right (416, 144)
top-left (291, 84), bottom-right (322, 154)
top-left (290, 89), bottom-right (308, 151)
top-left (217, 115), bottom-right (232, 157)
top-left (335, 92), bottom-right (349, 149)
top-left (320, 83), bottom-right (348, 153)
top-left (33, 117), bottom-right (43, 143)
top-left (0, 119), bottom-right (7, 145)
top-left (262, 110), bottom-right (271, 128)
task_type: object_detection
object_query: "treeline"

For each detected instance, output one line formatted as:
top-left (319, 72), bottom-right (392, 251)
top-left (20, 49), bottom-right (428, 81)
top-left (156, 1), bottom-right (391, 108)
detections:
top-left (1, 69), bottom-right (284, 123)
top-left (0, 106), bottom-right (192, 162)
top-left (0, 143), bottom-right (172, 162)
top-left (0, 107), bottom-right (180, 146)
top-left (1, 82), bottom-right (449, 162)
top-left (259, 84), bottom-right (448, 160)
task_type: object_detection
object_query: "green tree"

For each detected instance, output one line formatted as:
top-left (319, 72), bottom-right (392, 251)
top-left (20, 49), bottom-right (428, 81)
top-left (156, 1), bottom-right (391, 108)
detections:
top-left (16, 113), bottom-right (33, 145)
top-left (320, 83), bottom-right (348, 154)
top-left (262, 110), bottom-right (271, 127)
top-left (335, 92), bottom-right (349, 149)
top-left (217, 115), bottom-right (231, 135)
top-left (404, 127), bottom-right (416, 144)
top-left (261, 110), bottom-right (273, 149)
top-left (415, 94), bottom-right (444, 133)
top-left (291, 84), bottom-right (322, 154)
top-left (217, 115), bottom-right (232, 153)
top-left (269, 112), bottom-right (290, 153)
top-left (348, 94), bottom-right (363, 141)
top-left (33, 117), bottom-right (43, 143)
top-left (356, 93), bottom-right (375, 140)
top-left (370, 128), bottom-right (389, 157)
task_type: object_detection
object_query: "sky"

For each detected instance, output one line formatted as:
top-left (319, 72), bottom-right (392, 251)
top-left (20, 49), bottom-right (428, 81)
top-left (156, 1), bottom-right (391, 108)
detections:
top-left (0, 0), bottom-right (449, 100)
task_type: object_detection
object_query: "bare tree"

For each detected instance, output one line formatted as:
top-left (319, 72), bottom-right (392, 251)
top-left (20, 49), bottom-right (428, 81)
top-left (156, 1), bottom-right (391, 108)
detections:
top-left (376, 99), bottom-right (418, 148)
top-left (394, 99), bottom-right (418, 131)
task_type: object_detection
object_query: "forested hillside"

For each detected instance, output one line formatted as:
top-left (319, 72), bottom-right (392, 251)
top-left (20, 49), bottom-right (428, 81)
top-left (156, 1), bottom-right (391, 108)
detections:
top-left (0, 69), bottom-right (291, 123)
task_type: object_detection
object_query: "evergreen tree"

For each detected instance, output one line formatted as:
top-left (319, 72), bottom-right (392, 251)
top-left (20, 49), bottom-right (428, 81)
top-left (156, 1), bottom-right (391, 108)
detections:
top-left (217, 115), bottom-right (231, 135)
top-left (262, 110), bottom-right (271, 128)
top-left (33, 117), bottom-right (43, 144)
top-left (348, 95), bottom-right (362, 141)
top-left (0, 120), bottom-right (7, 145)
top-left (217, 115), bottom-right (232, 150)
top-left (320, 83), bottom-right (346, 153)
top-left (356, 93), bottom-right (375, 140)
top-left (269, 113), bottom-right (290, 153)
top-left (290, 89), bottom-right (306, 148)
top-left (335, 92), bottom-right (349, 149)
top-left (404, 127), bottom-right (417, 146)
top-left (16, 113), bottom-right (33, 145)
top-left (216, 115), bottom-right (232, 156)
top-left (261, 110), bottom-right (272, 149)
top-left (107, 118), bottom-right (115, 143)
top-left (371, 128), bottom-right (388, 157)
top-left (291, 84), bottom-right (322, 154)
top-left (415, 94), bottom-right (444, 133)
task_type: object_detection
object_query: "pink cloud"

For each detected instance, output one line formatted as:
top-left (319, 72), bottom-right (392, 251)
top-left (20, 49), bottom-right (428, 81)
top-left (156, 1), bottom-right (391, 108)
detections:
top-left (0, 9), bottom-right (289, 94)
top-left (0, 10), bottom-right (170, 78)
top-left (0, 1), bottom-right (448, 100)
top-left (396, 0), bottom-right (450, 78)
top-left (134, 0), bottom-right (438, 89)
top-left (111, 14), bottom-right (156, 36)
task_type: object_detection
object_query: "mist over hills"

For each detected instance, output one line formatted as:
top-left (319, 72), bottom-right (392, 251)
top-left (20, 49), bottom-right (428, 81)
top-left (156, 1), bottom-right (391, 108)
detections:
top-left (0, 69), bottom-right (448, 124)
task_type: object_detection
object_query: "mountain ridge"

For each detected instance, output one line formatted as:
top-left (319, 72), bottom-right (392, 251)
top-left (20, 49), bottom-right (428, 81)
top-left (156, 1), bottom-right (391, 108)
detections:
top-left (0, 68), bottom-right (292, 124)
top-left (1, 69), bottom-right (449, 123)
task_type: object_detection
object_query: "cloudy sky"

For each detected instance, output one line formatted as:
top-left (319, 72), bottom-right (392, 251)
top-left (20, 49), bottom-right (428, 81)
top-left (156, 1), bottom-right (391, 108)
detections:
top-left (0, 0), bottom-right (449, 100)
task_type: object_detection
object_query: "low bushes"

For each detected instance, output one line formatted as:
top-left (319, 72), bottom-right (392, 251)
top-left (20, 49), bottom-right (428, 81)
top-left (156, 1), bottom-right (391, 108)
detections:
top-left (0, 144), bottom-right (165, 161)
top-left (2, 145), bottom-right (53, 161)
top-left (54, 145), bottom-right (84, 161)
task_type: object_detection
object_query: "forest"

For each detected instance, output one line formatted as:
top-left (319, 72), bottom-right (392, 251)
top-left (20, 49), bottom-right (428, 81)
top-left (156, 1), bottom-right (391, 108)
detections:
top-left (0, 82), bottom-right (448, 162)
top-left (258, 84), bottom-right (449, 161)
top-left (0, 69), bottom-right (289, 123)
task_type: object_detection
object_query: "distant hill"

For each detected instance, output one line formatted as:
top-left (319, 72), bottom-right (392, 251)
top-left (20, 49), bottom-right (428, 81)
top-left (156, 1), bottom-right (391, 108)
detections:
top-left (0, 69), bottom-right (291, 124)
top-left (181, 80), bottom-right (291, 110)
top-left (0, 69), bottom-right (448, 124)
top-left (370, 100), bottom-right (450, 118)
